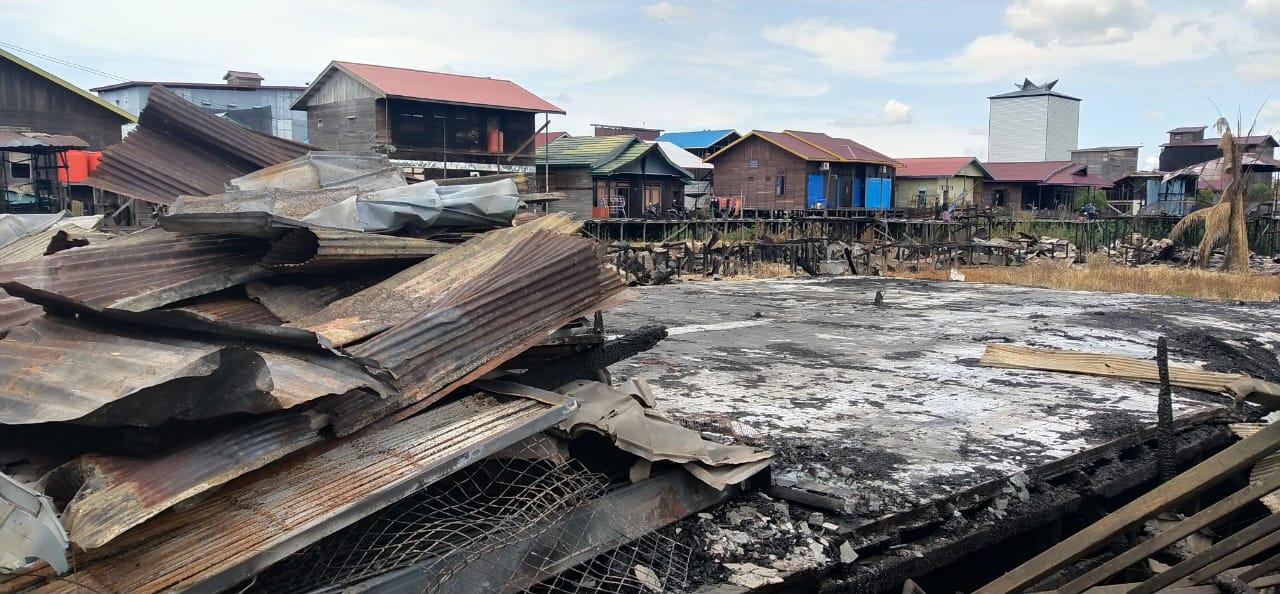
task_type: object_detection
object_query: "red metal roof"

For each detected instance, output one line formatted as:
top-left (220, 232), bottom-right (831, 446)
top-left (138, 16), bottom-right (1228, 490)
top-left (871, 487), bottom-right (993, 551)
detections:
top-left (334, 61), bottom-right (565, 114)
top-left (895, 157), bottom-right (984, 178)
top-left (984, 161), bottom-right (1079, 183)
top-left (751, 130), bottom-right (836, 160)
top-left (784, 130), bottom-right (896, 164)
top-left (985, 161), bottom-right (1110, 187)
top-left (534, 131), bottom-right (568, 148)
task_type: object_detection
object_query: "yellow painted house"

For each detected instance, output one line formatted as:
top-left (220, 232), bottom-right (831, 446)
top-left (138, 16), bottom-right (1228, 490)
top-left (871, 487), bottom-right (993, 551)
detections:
top-left (893, 157), bottom-right (991, 208)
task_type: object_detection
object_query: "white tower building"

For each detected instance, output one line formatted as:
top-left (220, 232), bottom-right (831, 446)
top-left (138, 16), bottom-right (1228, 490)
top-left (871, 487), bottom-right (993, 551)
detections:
top-left (987, 79), bottom-right (1081, 162)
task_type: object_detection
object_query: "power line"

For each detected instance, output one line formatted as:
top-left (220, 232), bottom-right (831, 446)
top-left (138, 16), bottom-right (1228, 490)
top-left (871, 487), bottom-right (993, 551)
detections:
top-left (0, 41), bottom-right (130, 82)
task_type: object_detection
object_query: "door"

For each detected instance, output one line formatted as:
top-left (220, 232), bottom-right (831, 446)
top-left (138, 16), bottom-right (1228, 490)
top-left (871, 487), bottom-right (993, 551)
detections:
top-left (865, 178), bottom-right (892, 209)
top-left (806, 173), bottom-right (825, 208)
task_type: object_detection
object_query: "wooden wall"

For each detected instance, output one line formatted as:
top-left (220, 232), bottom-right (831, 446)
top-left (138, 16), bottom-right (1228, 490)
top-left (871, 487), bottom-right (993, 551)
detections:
top-left (708, 135), bottom-right (808, 209)
top-left (0, 58), bottom-right (126, 148)
top-left (306, 99), bottom-right (382, 152)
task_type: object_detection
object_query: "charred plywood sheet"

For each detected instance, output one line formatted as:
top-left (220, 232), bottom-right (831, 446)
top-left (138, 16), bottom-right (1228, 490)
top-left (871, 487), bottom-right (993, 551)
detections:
top-left (41, 395), bottom-right (574, 594)
top-left (605, 277), bottom-right (1270, 524)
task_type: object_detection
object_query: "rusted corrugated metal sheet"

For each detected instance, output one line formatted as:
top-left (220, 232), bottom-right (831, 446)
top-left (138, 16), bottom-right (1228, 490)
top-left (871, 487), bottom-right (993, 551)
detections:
top-left (85, 86), bottom-right (312, 206)
top-left (49, 409), bottom-right (329, 550)
top-left (291, 214), bottom-right (581, 347)
top-left (38, 394), bottom-right (574, 594)
top-left (0, 317), bottom-right (391, 427)
top-left (331, 228), bottom-right (626, 434)
top-left (0, 223), bottom-right (109, 266)
top-left (260, 228), bottom-right (453, 271)
top-left (166, 297), bottom-right (282, 325)
top-left (245, 272), bottom-right (391, 323)
top-left (0, 233), bottom-right (271, 334)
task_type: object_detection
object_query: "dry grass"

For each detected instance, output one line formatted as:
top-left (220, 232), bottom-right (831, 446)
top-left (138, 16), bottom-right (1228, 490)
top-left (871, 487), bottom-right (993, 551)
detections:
top-left (890, 258), bottom-right (1280, 302)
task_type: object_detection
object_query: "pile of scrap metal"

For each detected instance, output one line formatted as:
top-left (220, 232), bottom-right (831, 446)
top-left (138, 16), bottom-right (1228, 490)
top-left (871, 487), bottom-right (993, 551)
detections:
top-left (0, 152), bottom-right (772, 593)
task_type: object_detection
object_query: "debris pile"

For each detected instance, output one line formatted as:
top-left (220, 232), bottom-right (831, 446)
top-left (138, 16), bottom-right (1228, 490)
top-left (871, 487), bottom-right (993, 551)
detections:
top-left (681, 492), bottom-right (857, 588)
top-left (0, 94), bottom-right (771, 593)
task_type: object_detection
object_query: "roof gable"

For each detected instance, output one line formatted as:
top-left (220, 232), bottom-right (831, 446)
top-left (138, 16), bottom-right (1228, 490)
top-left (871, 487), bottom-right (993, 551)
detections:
top-left (989, 78), bottom-right (1080, 101)
top-left (896, 157), bottom-right (990, 179)
top-left (984, 161), bottom-right (1079, 183)
top-left (294, 61), bottom-right (565, 114)
top-left (593, 142), bottom-right (692, 179)
top-left (0, 48), bottom-right (137, 123)
top-left (783, 130), bottom-right (896, 164)
top-left (541, 135), bottom-right (634, 167)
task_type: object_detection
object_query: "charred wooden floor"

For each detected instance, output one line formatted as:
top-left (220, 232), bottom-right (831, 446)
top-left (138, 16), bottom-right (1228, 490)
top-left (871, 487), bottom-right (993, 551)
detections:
top-left (604, 277), bottom-right (1276, 591)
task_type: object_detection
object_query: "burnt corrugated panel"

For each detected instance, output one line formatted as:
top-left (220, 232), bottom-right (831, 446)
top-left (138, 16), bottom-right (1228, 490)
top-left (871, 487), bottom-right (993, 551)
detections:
top-left (260, 228), bottom-right (453, 271)
top-left (40, 394), bottom-right (574, 594)
top-left (0, 317), bottom-right (391, 427)
top-left (245, 272), bottom-right (392, 323)
top-left (166, 297), bottom-right (282, 325)
top-left (332, 229), bottom-right (626, 434)
top-left (48, 409), bottom-right (329, 550)
top-left (291, 213), bottom-right (582, 347)
top-left (85, 86), bottom-right (312, 206)
top-left (0, 233), bottom-right (271, 334)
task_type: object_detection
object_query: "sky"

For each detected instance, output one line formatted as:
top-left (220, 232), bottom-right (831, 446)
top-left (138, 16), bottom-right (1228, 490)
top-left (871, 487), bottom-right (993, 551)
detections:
top-left (4, 0), bottom-right (1280, 169)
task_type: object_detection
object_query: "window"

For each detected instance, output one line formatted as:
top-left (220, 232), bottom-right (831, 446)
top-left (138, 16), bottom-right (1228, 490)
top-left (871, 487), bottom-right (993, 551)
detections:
top-left (747, 159), bottom-right (759, 168)
top-left (1173, 133), bottom-right (1183, 141)
top-left (9, 162), bottom-right (30, 178)
top-left (775, 175), bottom-right (785, 196)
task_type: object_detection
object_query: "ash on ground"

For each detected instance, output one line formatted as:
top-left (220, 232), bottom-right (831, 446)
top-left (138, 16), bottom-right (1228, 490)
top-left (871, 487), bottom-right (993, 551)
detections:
top-left (677, 491), bottom-right (858, 589)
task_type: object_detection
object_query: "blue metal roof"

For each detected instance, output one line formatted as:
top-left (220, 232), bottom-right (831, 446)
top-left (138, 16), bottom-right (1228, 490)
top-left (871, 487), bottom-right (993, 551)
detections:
top-left (654, 129), bottom-right (736, 149)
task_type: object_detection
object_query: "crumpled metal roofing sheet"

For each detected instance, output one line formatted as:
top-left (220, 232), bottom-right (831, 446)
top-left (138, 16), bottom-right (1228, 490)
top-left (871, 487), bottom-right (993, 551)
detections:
top-left (260, 227), bottom-right (453, 271)
top-left (85, 85), bottom-right (312, 206)
top-left (331, 228), bottom-right (627, 434)
top-left (0, 131), bottom-right (88, 151)
top-left (0, 220), bottom-right (106, 266)
top-left (0, 317), bottom-right (390, 427)
top-left (37, 394), bottom-right (574, 594)
top-left (0, 232), bottom-right (270, 334)
top-left (48, 409), bottom-right (329, 550)
top-left (166, 297), bottom-right (283, 325)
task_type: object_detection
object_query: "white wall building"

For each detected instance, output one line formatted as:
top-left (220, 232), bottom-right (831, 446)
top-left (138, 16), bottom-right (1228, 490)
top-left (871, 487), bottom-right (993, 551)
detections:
top-left (987, 79), bottom-right (1080, 162)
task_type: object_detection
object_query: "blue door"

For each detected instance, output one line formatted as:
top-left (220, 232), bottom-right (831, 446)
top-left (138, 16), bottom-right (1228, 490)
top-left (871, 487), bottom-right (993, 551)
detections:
top-left (806, 173), bottom-right (825, 207)
top-left (865, 178), bottom-right (892, 209)
top-left (853, 178), bottom-right (865, 208)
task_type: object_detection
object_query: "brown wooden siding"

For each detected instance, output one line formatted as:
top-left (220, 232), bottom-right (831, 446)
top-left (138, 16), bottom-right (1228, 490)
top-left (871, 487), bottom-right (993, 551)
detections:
top-left (709, 136), bottom-right (808, 210)
top-left (306, 99), bottom-right (379, 152)
top-left (0, 59), bottom-right (126, 148)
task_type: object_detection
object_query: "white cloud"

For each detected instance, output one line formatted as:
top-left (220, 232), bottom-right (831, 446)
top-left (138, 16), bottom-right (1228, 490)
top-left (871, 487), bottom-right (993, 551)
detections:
top-left (1003, 0), bottom-right (1153, 45)
top-left (2, 0), bottom-right (641, 87)
top-left (1143, 155), bottom-right (1159, 170)
top-left (1245, 0), bottom-right (1280, 28)
top-left (1236, 52), bottom-right (1280, 82)
top-left (934, 13), bottom-right (1240, 84)
top-left (762, 19), bottom-right (896, 76)
top-left (643, 1), bottom-right (690, 21)
top-left (834, 99), bottom-right (913, 127)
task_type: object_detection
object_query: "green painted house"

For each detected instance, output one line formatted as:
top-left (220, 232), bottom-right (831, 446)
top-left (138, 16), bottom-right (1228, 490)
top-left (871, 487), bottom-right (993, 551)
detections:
top-left (537, 135), bottom-right (692, 219)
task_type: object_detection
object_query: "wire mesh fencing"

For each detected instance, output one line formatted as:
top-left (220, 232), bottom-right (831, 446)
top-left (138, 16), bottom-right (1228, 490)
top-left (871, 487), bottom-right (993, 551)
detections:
top-left (246, 438), bottom-right (694, 594)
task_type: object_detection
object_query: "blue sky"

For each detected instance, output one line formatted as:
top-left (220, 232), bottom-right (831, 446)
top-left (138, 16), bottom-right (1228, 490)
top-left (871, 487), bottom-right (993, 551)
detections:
top-left (5, 0), bottom-right (1279, 168)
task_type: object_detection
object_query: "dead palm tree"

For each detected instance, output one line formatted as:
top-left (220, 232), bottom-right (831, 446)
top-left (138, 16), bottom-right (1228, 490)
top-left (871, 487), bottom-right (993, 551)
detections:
top-left (1169, 117), bottom-right (1251, 273)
